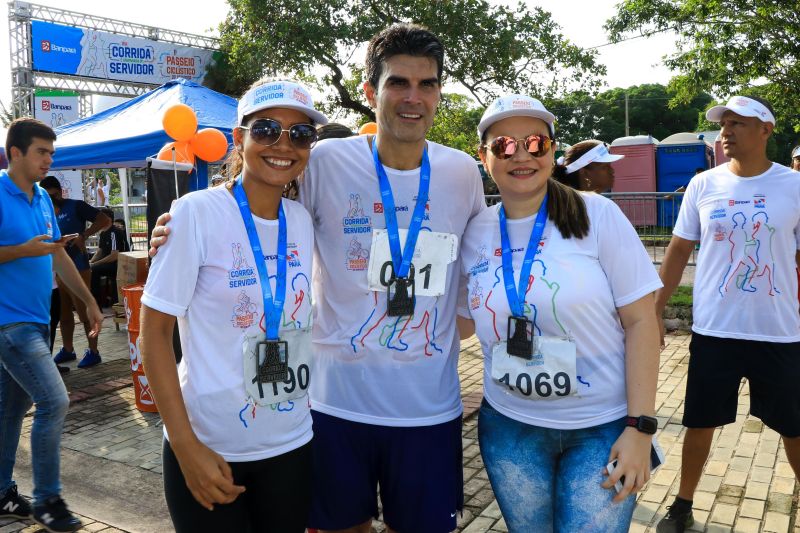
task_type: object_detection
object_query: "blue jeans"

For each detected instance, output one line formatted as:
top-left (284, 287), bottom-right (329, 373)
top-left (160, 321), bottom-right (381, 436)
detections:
top-left (478, 400), bottom-right (635, 533)
top-left (0, 322), bottom-right (70, 505)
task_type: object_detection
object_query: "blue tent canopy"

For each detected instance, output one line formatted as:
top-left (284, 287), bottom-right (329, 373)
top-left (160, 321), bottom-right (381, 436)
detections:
top-left (52, 78), bottom-right (236, 170)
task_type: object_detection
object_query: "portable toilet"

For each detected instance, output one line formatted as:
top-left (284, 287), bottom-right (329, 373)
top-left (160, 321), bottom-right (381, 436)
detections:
top-left (697, 130), bottom-right (729, 167)
top-left (656, 132), bottom-right (708, 226)
top-left (609, 135), bottom-right (658, 226)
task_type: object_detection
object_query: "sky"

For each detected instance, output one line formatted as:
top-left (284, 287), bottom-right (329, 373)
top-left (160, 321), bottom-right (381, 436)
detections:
top-left (0, 0), bottom-right (679, 116)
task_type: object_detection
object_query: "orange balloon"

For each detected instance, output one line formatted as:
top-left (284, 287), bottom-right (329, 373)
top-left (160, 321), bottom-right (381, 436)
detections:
top-left (162, 104), bottom-right (198, 142)
top-left (157, 141), bottom-right (195, 165)
top-left (190, 128), bottom-right (229, 162)
top-left (358, 122), bottom-right (377, 135)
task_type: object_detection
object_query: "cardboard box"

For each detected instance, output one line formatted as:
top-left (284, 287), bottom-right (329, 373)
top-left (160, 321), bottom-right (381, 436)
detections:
top-left (116, 251), bottom-right (149, 303)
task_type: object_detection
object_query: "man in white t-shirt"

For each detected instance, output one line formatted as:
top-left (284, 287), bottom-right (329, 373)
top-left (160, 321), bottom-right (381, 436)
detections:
top-left (655, 95), bottom-right (800, 533)
top-left (300, 25), bottom-right (484, 533)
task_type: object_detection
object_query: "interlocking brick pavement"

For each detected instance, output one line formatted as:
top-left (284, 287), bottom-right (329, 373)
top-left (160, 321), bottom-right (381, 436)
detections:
top-left (3, 330), bottom-right (797, 532)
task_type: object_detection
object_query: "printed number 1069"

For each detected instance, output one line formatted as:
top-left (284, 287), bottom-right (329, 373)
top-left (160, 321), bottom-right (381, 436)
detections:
top-left (498, 371), bottom-right (571, 397)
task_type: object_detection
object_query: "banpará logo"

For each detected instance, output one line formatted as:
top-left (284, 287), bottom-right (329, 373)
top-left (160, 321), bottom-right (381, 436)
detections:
top-left (41, 40), bottom-right (51, 52)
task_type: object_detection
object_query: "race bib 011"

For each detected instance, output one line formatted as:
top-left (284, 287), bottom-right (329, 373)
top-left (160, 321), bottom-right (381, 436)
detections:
top-left (367, 228), bottom-right (458, 297)
top-left (491, 337), bottom-right (578, 401)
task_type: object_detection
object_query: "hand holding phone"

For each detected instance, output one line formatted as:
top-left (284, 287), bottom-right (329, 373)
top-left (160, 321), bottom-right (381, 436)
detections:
top-left (607, 438), bottom-right (665, 493)
top-left (57, 233), bottom-right (80, 244)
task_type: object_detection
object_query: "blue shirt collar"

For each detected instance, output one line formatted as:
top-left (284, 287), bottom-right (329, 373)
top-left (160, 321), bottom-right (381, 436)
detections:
top-left (0, 171), bottom-right (46, 203)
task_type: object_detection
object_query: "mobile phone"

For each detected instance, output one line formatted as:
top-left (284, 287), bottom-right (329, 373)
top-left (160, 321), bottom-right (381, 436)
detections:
top-left (607, 437), bottom-right (665, 493)
top-left (57, 233), bottom-right (80, 243)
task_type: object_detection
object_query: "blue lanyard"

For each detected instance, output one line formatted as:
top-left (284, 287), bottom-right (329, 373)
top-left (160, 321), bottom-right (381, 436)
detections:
top-left (499, 194), bottom-right (548, 318)
top-left (371, 138), bottom-right (431, 279)
top-left (233, 177), bottom-right (287, 340)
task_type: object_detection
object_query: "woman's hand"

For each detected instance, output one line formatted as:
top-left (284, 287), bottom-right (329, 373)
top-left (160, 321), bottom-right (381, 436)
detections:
top-left (602, 427), bottom-right (652, 503)
top-left (148, 213), bottom-right (171, 257)
top-left (172, 438), bottom-right (246, 510)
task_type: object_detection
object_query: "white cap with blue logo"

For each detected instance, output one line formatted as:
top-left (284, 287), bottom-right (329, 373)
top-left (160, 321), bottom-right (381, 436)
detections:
top-left (237, 80), bottom-right (329, 126)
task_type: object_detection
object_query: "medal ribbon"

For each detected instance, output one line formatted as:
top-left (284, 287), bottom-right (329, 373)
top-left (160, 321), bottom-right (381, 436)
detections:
top-left (499, 194), bottom-right (548, 318)
top-left (371, 138), bottom-right (431, 279)
top-left (233, 176), bottom-right (287, 340)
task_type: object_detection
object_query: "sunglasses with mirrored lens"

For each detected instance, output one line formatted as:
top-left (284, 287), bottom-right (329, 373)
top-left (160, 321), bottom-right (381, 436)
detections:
top-left (486, 134), bottom-right (554, 159)
top-left (240, 118), bottom-right (318, 149)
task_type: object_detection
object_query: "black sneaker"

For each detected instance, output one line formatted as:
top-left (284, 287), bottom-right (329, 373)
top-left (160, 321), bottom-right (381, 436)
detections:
top-left (32, 496), bottom-right (82, 532)
top-left (0, 485), bottom-right (32, 518)
top-left (657, 503), bottom-right (694, 533)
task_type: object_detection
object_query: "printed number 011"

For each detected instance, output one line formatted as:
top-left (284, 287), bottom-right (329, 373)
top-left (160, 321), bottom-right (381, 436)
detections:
top-left (379, 261), bottom-right (432, 289)
top-left (499, 371), bottom-right (571, 397)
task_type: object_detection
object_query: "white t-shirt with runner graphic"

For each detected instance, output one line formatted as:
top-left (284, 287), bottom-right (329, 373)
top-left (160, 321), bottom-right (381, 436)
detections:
top-left (673, 162), bottom-right (800, 342)
top-left (460, 194), bottom-right (662, 430)
top-left (142, 185), bottom-right (314, 462)
top-left (299, 135), bottom-right (485, 427)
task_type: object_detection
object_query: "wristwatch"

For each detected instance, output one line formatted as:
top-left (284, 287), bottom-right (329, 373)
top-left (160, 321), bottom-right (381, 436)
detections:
top-left (625, 415), bottom-right (658, 435)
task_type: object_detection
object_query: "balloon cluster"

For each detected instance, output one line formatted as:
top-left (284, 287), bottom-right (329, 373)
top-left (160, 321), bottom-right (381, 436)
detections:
top-left (158, 104), bottom-right (229, 165)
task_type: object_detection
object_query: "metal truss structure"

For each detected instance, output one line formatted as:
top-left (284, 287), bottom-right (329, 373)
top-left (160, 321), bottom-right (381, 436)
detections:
top-left (8, 0), bottom-right (219, 118)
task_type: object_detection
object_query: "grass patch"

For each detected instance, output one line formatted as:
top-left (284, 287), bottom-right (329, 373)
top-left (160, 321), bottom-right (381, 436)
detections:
top-left (668, 285), bottom-right (693, 308)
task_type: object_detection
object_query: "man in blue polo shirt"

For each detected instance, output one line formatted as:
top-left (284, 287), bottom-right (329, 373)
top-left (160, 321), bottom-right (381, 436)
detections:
top-left (0, 118), bottom-right (103, 532)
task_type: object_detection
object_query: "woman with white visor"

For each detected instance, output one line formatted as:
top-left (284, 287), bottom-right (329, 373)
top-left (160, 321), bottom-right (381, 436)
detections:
top-left (554, 140), bottom-right (624, 193)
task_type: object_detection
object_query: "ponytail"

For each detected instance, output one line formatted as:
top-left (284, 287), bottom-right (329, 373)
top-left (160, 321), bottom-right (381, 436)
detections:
top-left (545, 178), bottom-right (589, 239)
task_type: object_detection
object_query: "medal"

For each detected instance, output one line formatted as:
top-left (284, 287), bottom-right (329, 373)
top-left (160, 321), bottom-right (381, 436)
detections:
top-left (371, 138), bottom-right (430, 317)
top-left (387, 265), bottom-right (416, 317)
top-left (233, 176), bottom-right (288, 390)
top-left (499, 194), bottom-right (548, 358)
top-left (506, 316), bottom-right (534, 359)
top-left (252, 340), bottom-right (289, 398)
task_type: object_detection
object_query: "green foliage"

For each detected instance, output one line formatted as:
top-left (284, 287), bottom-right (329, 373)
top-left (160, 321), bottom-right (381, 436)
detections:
top-left (426, 94), bottom-right (482, 157)
top-left (209, 0), bottom-right (604, 121)
top-left (606, 0), bottom-right (800, 159)
top-left (545, 83), bottom-right (712, 144)
top-left (667, 285), bottom-right (693, 308)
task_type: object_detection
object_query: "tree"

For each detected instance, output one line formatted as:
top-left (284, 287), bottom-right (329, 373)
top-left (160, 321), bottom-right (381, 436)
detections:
top-left (426, 93), bottom-right (482, 156)
top-left (545, 83), bottom-right (712, 145)
top-left (208, 0), bottom-right (604, 121)
top-left (605, 1), bottom-right (800, 135)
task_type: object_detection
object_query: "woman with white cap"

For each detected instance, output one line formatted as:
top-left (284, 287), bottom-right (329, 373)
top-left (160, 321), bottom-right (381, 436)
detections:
top-left (139, 78), bottom-right (327, 532)
top-left (554, 140), bottom-right (624, 193)
top-left (458, 94), bottom-right (662, 531)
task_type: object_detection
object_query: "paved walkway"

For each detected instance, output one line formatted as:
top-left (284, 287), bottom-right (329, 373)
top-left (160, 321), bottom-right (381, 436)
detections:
top-left (0, 328), bottom-right (797, 532)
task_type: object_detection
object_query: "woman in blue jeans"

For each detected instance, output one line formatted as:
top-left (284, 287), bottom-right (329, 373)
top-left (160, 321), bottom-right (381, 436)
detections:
top-left (458, 95), bottom-right (662, 532)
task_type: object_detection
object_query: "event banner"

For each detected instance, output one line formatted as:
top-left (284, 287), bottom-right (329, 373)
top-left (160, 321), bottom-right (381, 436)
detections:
top-left (31, 20), bottom-right (216, 85)
top-left (33, 90), bottom-right (83, 200)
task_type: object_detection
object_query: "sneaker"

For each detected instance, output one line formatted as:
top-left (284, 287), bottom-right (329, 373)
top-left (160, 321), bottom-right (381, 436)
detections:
top-left (77, 349), bottom-right (101, 369)
top-left (53, 347), bottom-right (76, 364)
top-left (657, 503), bottom-right (694, 533)
top-left (0, 485), bottom-right (32, 518)
top-left (33, 496), bottom-right (82, 532)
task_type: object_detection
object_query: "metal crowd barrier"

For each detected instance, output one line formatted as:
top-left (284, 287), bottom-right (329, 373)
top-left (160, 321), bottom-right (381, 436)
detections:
top-left (111, 203), bottom-right (148, 251)
top-left (484, 192), bottom-right (696, 266)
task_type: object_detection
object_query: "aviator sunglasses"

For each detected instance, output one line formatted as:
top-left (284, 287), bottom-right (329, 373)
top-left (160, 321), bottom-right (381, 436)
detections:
top-left (486, 134), bottom-right (554, 159)
top-left (239, 118), bottom-right (318, 150)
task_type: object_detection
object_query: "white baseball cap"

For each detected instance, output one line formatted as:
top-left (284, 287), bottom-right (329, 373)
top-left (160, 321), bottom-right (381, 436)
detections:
top-left (792, 146), bottom-right (800, 159)
top-left (237, 80), bottom-right (329, 126)
top-left (478, 94), bottom-right (555, 140)
top-left (705, 96), bottom-right (775, 125)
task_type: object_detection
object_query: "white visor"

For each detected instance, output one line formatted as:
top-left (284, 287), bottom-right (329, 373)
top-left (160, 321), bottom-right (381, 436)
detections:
top-left (705, 96), bottom-right (775, 125)
top-left (564, 144), bottom-right (623, 174)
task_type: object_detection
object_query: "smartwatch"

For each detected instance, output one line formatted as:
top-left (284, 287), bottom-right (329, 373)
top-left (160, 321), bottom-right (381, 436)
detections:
top-left (625, 415), bottom-right (658, 435)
